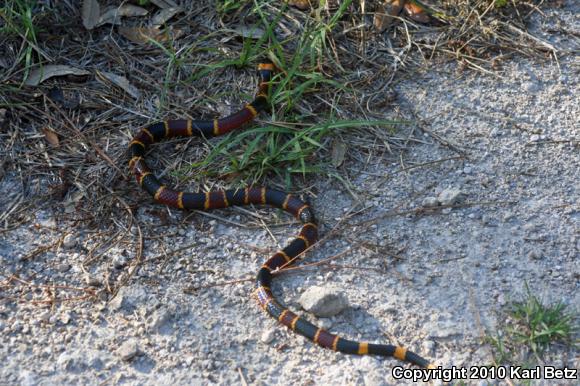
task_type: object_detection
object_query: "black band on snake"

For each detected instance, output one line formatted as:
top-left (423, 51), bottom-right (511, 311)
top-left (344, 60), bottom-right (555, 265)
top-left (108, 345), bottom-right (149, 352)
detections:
top-left (128, 61), bottom-right (436, 370)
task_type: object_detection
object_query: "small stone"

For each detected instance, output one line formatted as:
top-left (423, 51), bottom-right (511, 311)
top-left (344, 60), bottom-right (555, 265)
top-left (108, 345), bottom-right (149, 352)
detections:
top-left (502, 212), bottom-right (514, 222)
top-left (260, 328), bottom-right (276, 344)
top-left (85, 275), bottom-right (101, 287)
top-left (116, 339), bottom-right (140, 361)
top-left (112, 255), bottom-right (128, 269)
top-left (437, 188), bottom-right (465, 206)
top-left (421, 197), bottom-right (439, 208)
top-left (60, 312), bottom-right (71, 324)
top-left (298, 286), bottom-right (349, 317)
top-left (523, 223), bottom-right (538, 232)
top-left (482, 214), bottom-right (494, 225)
top-left (148, 308), bottom-right (172, 331)
top-left (318, 318), bottom-right (333, 330)
top-left (523, 82), bottom-right (539, 93)
top-left (62, 234), bottom-right (76, 249)
top-left (56, 263), bottom-right (71, 273)
top-left (56, 352), bottom-right (74, 370)
top-left (530, 134), bottom-right (540, 142)
top-left (467, 212), bottom-right (481, 220)
top-left (39, 311), bottom-right (51, 322)
top-left (527, 249), bottom-right (541, 260)
top-left (429, 321), bottom-right (457, 339)
top-left (38, 218), bottom-right (57, 229)
top-left (55, 349), bottom-right (106, 372)
top-left (497, 294), bottom-right (506, 306)
top-left (422, 340), bottom-right (435, 355)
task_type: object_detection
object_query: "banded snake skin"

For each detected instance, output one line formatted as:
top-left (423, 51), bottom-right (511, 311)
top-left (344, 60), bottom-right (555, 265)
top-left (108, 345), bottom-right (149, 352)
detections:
top-left (128, 61), bottom-right (436, 370)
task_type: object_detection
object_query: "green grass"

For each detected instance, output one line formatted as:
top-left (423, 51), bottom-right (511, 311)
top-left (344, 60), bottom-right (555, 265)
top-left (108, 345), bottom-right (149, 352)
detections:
top-left (167, 0), bottom-right (402, 188)
top-left (486, 284), bottom-right (578, 367)
top-left (508, 285), bottom-right (577, 356)
top-left (216, 0), bottom-right (251, 16)
top-left (179, 119), bottom-right (401, 185)
top-left (147, 35), bottom-right (188, 112)
top-left (0, 0), bottom-right (40, 83)
top-left (494, 0), bottom-right (509, 8)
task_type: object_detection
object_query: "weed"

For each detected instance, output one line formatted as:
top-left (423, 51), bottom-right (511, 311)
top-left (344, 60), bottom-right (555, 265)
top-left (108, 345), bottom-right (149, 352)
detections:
top-left (0, 0), bottom-right (40, 82)
top-left (216, 0), bottom-right (251, 16)
top-left (147, 36), bottom-right (184, 112)
top-left (508, 284), bottom-right (578, 356)
top-left (179, 119), bottom-right (401, 187)
top-left (486, 284), bottom-right (578, 367)
top-left (494, 0), bottom-right (509, 8)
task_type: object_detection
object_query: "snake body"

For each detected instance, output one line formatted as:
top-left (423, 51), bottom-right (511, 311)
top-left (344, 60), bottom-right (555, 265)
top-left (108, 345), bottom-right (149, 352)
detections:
top-left (129, 61), bottom-right (435, 370)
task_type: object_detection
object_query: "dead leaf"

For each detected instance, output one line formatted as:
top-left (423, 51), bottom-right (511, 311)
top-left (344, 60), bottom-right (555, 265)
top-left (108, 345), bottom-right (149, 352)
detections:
top-left (228, 25), bottom-right (266, 40)
top-left (118, 26), bottom-right (182, 44)
top-left (42, 127), bottom-right (60, 147)
top-left (151, 7), bottom-right (182, 26)
top-left (118, 26), bottom-right (163, 44)
top-left (374, 0), bottom-right (405, 32)
top-left (65, 191), bottom-right (85, 214)
top-left (25, 65), bottom-right (91, 86)
top-left (403, 0), bottom-right (431, 24)
top-left (82, 0), bottom-right (100, 30)
top-left (97, 4), bottom-right (148, 26)
top-left (331, 139), bottom-right (347, 167)
top-left (288, 0), bottom-right (310, 10)
top-left (150, 0), bottom-right (178, 9)
top-left (97, 71), bottom-right (141, 99)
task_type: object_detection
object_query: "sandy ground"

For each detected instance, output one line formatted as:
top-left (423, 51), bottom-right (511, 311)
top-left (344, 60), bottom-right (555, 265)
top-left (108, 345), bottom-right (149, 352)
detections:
top-left (1, 4), bottom-right (578, 386)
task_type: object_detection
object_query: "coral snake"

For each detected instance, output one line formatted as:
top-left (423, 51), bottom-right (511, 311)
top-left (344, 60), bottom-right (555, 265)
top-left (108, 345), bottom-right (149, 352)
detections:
top-left (128, 61), bottom-right (436, 370)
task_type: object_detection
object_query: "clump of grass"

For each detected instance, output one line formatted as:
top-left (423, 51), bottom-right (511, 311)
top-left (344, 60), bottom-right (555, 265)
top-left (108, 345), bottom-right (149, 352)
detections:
top-left (486, 284), bottom-right (578, 366)
top-left (508, 285), bottom-right (578, 356)
top-left (0, 0), bottom-right (41, 82)
top-left (172, 0), bottom-right (402, 188)
top-left (181, 119), bottom-right (400, 185)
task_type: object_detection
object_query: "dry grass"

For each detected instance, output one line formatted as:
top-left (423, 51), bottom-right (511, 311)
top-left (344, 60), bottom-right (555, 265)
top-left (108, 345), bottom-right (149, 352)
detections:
top-left (0, 0), bottom-right (562, 300)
